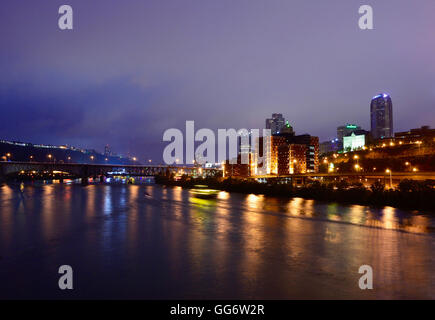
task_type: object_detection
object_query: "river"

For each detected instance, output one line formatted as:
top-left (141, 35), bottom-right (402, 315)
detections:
top-left (0, 182), bottom-right (434, 299)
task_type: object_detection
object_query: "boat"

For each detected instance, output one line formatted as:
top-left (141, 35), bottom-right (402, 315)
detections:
top-left (190, 185), bottom-right (219, 199)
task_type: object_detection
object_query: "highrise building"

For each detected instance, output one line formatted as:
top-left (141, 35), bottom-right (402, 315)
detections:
top-left (370, 93), bottom-right (393, 140)
top-left (265, 113), bottom-right (286, 135)
top-left (104, 144), bottom-right (111, 157)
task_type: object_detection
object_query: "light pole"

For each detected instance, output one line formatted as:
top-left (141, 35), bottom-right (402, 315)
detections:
top-left (354, 154), bottom-right (359, 168)
top-left (386, 169), bottom-right (392, 189)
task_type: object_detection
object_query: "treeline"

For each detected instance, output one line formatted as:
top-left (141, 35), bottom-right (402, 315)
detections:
top-left (155, 176), bottom-right (435, 212)
top-left (0, 141), bottom-right (135, 165)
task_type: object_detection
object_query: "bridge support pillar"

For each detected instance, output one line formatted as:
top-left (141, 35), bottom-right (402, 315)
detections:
top-left (81, 177), bottom-right (89, 186)
top-left (0, 164), bottom-right (5, 184)
top-left (99, 175), bottom-right (105, 183)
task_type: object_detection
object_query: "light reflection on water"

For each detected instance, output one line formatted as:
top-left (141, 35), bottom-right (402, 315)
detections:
top-left (0, 183), bottom-right (434, 299)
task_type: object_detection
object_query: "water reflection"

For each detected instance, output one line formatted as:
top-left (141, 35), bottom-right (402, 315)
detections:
top-left (0, 183), bottom-right (434, 299)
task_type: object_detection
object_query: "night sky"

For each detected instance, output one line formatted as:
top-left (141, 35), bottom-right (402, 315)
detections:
top-left (1, 0), bottom-right (435, 162)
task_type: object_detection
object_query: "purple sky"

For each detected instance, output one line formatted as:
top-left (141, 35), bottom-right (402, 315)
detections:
top-left (1, 0), bottom-right (435, 162)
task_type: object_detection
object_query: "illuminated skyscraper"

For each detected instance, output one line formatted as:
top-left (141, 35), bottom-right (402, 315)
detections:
top-left (370, 93), bottom-right (393, 139)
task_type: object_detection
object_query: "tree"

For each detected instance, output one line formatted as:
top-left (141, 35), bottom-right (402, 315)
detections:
top-left (370, 180), bottom-right (385, 193)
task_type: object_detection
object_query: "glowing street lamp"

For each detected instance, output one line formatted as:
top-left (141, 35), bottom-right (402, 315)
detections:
top-left (90, 155), bottom-right (95, 162)
top-left (386, 169), bottom-right (392, 189)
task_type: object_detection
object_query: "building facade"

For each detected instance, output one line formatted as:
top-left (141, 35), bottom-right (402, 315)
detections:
top-left (255, 133), bottom-right (319, 175)
top-left (337, 124), bottom-right (362, 142)
top-left (277, 144), bottom-right (307, 175)
top-left (224, 154), bottom-right (252, 178)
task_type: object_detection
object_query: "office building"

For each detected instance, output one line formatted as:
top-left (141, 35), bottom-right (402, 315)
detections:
top-left (265, 113), bottom-right (286, 135)
top-left (395, 126), bottom-right (435, 143)
top-left (343, 133), bottom-right (366, 152)
top-left (273, 133), bottom-right (319, 173)
top-left (337, 124), bottom-right (361, 142)
top-left (370, 93), bottom-right (393, 139)
top-left (320, 139), bottom-right (340, 155)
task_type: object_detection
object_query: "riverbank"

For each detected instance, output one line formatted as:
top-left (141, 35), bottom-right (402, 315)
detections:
top-left (155, 176), bottom-right (435, 212)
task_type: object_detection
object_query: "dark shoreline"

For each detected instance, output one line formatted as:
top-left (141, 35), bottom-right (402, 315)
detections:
top-left (155, 176), bottom-right (435, 213)
top-left (2, 175), bottom-right (434, 213)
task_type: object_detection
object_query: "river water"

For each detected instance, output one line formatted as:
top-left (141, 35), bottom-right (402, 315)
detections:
top-left (0, 183), bottom-right (434, 299)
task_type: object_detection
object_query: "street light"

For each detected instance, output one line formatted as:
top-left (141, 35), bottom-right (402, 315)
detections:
top-left (47, 154), bottom-right (53, 162)
top-left (386, 169), bottom-right (392, 189)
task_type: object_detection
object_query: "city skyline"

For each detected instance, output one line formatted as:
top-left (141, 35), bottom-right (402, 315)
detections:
top-left (1, 1), bottom-right (435, 303)
top-left (1, 1), bottom-right (435, 163)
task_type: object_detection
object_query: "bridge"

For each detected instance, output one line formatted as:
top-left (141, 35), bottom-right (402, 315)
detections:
top-left (0, 161), bottom-right (221, 184)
